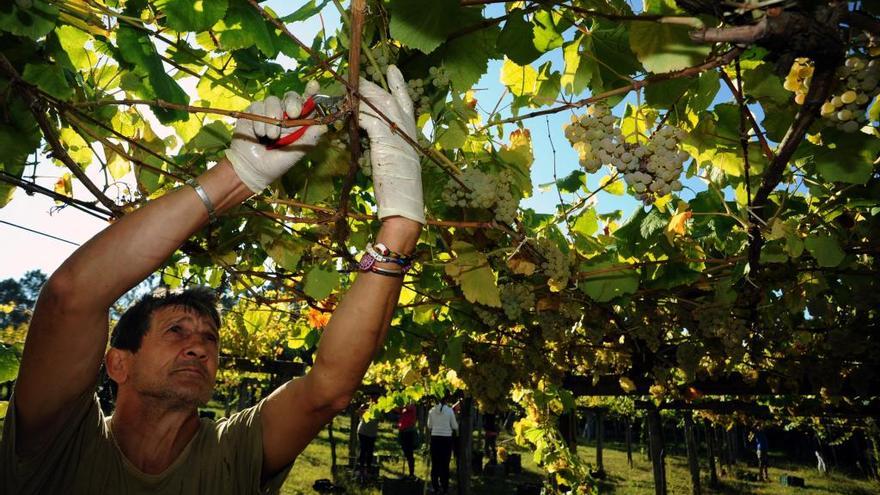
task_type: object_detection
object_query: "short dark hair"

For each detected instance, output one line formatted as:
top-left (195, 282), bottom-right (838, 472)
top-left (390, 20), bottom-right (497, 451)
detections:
top-left (110, 287), bottom-right (221, 352)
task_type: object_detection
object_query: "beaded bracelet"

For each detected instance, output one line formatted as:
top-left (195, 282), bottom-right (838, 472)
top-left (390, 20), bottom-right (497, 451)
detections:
top-left (365, 243), bottom-right (413, 268)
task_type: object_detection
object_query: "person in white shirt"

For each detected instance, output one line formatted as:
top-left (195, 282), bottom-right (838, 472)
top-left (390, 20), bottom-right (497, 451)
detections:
top-left (427, 396), bottom-right (458, 494)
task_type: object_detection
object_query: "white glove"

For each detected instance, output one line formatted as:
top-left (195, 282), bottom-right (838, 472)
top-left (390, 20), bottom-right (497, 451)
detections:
top-left (358, 65), bottom-right (425, 224)
top-left (226, 84), bottom-right (327, 193)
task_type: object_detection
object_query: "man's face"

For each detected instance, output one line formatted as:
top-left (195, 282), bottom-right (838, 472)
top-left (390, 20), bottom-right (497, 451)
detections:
top-left (124, 305), bottom-right (220, 409)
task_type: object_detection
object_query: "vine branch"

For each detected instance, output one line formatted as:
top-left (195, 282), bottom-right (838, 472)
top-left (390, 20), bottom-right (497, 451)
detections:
top-left (0, 53), bottom-right (124, 217)
top-left (483, 47), bottom-right (743, 129)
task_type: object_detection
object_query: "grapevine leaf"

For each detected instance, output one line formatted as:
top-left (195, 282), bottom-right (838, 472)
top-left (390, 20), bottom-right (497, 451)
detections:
top-left (437, 16), bottom-right (498, 90)
top-left (216, 0), bottom-right (276, 57)
top-left (689, 70), bottom-right (720, 114)
top-left (0, 0), bottom-right (57, 40)
top-left (443, 336), bottom-right (463, 371)
top-left (571, 208), bottom-right (598, 237)
top-left (497, 130), bottom-right (534, 197)
top-left (445, 241), bottom-right (502, 308)
top-left (532, 10), bottom-right (564, 52)
top-left (561, 34), bottom-right (593, 95)
top-left (739, 61), bottom-right (789, 104)
top-left (599, 174), bottom-right (625, 195)
top-left (804, 235), bottom-right (845, 268)
top-left (389, 0), bottom-right (461, 54)
top-left (154, 0), bottom-right (228, 32)
top-left (437, 120), bottom-right (468, 150)
top-left (280, 0), bottom-right (331, 22)
top-left (811, 130), bottom-right (880, 185)
top-left (55, 25), bottom-right (93, 71)
top-left (579, 260), bottom-right (640, 302)
top-left (497, 10), bottom-right (542, 65)
top-left (0, 346), bottom-right (19, 384)
top-left (22, 63), bottom-right (72, 100)
top-left (587, 20), bottom-right (642, 94)
top-left (500, 59), bottom-right (538, 99)
top-left (556, 170), bottom-right (586, 193)
top-left (645, 77), bottom-right (692, 109)
top-left (303, 265), bottom-right (340, 300)
top-left (116, 25), bottom-right (189, 123)
top-left (0, 98), bottom-right (41, 207)
top-left (183, 121), bottom-right (232, 153)
top-left (266, 238), bottom-right (304, 272)
top-left (628, 20), bottom-right (710, 74)
top-left (640, 208), bottom-right (667, 239)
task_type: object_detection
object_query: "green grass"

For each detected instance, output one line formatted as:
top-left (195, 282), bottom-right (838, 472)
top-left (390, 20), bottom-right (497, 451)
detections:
top-left (280, 416), bottom-right (880, 495)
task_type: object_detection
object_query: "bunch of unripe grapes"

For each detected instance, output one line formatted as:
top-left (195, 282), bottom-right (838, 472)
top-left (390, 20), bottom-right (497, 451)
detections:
top-left (563, 103), bottom-right (686, 204)
top-left (459, 357), bottom-right (512, 413)
top-left (534, 238), bottom-right (572, 289)
top-left (785, 56), bottom-right (880, 133)
top-left (441, 168), bottom-right (519, 224)
top-left (501, 283), bottom-right (535, 321)
top-left (404, 66), bottom-right (450, 116)
top-left (365, 49), bottom-right (391, 84)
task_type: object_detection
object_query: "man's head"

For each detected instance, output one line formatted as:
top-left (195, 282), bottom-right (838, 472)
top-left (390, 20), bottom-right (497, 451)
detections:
top-left (106, 287), bottom-right (222, 410)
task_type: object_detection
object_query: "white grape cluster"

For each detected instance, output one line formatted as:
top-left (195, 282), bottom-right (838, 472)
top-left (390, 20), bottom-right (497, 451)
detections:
top-left (441, 168), bottom-right (519, 224)
top-left (501, 283), bottom-right (535, 321)
top-left (365, 49), bottom-right (390, 84)
top-left (358, 154), bottom-right (371, 176)
top-left (404, 67), bottom-right (450, 116)
top-left (786, 56), bottom-right (880, 133)
top-left (563, 103), bottom-right (686, 204)
top-left (822, 56), bottom-right (880, 132)
top-left (474, 306), bottom-right (500, 329)
top-left (534, 238), bottom-right (571, 289)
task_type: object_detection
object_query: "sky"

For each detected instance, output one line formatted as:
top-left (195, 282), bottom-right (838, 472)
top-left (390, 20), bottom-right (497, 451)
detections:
top-left (0, 1), bottom-right (644, 280)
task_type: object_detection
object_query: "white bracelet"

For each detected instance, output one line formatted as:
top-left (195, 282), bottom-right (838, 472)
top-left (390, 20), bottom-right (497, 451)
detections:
top-left (186, 178), bottom-right (217, 223)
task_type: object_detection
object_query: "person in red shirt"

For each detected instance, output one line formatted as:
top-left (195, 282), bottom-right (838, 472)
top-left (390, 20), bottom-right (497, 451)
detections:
top-left (396, 404), bottom-right (417, 478)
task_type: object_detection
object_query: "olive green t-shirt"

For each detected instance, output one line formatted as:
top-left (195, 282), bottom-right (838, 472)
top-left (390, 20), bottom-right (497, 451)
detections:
top-left (1, 393), bottom-right (293, 494)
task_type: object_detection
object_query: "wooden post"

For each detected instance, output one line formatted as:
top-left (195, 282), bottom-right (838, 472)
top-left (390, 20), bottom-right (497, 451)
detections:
top-left (596, 409), bottom-right (605, 474)
top-left (647, 408), bottom-right (667, 495)
top-left (328, 416), bottom-right (338, 474)
top-left (349, 408), bottom-right (359, 468)
top-left (684, 415), bottom-right (701, 495)
top-left (456, 397), bottom-right (474, 495)
top-left (704, 421), bottom-right (718, 486)
top-left (626, 417), bottom-right (634, 468)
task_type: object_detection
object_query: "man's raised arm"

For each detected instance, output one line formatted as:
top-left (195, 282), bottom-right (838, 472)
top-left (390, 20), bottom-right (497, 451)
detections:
top-left (13, 88), bottom-right (327, 452)
top-left (259, 65), bottom-right (426, 476)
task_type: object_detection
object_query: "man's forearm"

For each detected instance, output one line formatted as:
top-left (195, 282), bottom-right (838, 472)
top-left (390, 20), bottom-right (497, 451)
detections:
top-left (304, 218), bottom-right (421, 409)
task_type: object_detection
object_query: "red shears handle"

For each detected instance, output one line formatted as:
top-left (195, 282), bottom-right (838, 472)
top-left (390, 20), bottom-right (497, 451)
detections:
top-left (266, 96), bottom-right (317, 150)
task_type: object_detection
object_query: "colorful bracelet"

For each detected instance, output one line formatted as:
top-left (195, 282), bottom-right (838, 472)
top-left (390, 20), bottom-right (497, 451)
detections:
top-left (358, 251), bottom-right (413, 275)
top-left (372, 242), bottom-right (411, 261)
top-left (363, 244), bottom-right (414, 273)
top-left (368, 265), bottom-right (405, 278)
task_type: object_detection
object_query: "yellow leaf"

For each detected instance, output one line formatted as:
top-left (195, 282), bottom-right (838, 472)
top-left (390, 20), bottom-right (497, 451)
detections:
top-left (619, 376), bottom-right (637, 393)
top-left (500, 58), bottom-right (538, 98)
top-left (666, 203), bottom-right (692, 238)
top-left (507, 257), bottom-right (536, 275)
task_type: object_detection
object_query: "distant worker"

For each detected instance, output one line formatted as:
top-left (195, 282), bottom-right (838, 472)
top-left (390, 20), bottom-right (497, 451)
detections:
top-left (427, 396), bottom-right (458, 495)
top-left (395, 403), bottom-right (417, 478)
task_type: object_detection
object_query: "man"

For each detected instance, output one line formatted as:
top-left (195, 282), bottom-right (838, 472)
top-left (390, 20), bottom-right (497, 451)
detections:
top-left (1, 66), bottom-right (424, 494)
top-left (395, 403), bottom-right (417, 478)
top-left (754, 428), bottom-right (769, 481)
top-left (427, 395), bottom-right (458, 495)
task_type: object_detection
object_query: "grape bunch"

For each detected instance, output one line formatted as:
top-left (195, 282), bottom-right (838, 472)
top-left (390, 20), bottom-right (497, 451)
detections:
top-left (441, 168), bottom-right (519, 224)
top-left (364, 49), bottom-right (391, 84)
top-left (459, 356), bottom-right (513, 413)
top-left (501, 283), bottom-right (535, 321)
top-left (785, 56), bottom-right (880, 133)
top-left (428, 66), bottom-right (450, 89)
top-left (563, 103), bottom-right (687, 204)
top-left (534, 238), bottom-right (572, 290)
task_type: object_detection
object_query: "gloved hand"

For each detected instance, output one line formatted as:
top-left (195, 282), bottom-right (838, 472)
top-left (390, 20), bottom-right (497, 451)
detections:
top-left (226, 83), bottom-right (327, 193)
top-left (358, 65), bottom-right (425, 224)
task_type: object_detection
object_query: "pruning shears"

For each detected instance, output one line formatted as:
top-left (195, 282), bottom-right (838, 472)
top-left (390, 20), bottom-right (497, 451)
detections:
top-left (264, 95), bottom-right (345, 150)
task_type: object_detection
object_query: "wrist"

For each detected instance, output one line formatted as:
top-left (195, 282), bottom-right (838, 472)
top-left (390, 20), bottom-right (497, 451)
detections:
top-left (375, 217), bottom-right (421, 256)
top-left (195, 159), bottom-right (254, 216)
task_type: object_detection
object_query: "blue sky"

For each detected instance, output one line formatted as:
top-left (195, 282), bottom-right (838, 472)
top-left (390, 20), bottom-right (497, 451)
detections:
top-left (1, 1), bottom-right (662, 279)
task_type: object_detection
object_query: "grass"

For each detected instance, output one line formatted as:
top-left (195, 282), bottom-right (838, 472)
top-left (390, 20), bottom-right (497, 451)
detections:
top-left (280, 415), bottom-right (880, 495)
